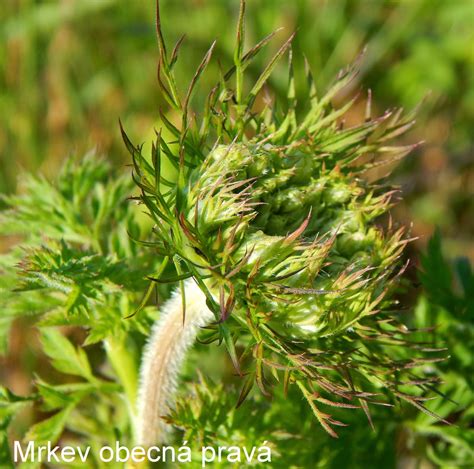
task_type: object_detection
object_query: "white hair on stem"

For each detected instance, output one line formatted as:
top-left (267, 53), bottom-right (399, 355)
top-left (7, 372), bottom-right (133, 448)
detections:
top-left (136, 279), bottom-right (214, 446)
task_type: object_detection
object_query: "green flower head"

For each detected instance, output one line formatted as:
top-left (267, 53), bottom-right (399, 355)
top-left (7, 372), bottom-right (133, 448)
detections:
top-left (125, 1), bottom-right (441, 438)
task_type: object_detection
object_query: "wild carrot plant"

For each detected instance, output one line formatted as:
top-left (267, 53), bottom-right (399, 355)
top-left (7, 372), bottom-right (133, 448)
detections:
top-left (127, 0), bottom-right (445, 447)
top-left (0, 1), bottom-right (462, 468)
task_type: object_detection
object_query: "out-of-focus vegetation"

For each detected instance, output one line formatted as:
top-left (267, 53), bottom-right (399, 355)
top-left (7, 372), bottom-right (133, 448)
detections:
top-left (1, 0), bottom-right (472, 257)
top-left (0, 0), bottom-right (472, 467)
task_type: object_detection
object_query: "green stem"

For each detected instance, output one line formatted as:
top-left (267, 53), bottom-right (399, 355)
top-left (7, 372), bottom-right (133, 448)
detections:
top-left (104, 336), bottom-right (139, 440)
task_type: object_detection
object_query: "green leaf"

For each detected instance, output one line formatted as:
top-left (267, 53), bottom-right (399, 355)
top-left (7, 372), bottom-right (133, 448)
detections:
top-left (0, 387), bottom-right (33, 437)
top-left (247, 32), bottom-right (295, 108)
top-left (0, 432), bottom-right (14, 469)
top-left (24, 405), bottom-right (74, 445)
top-left (36, 382), bottom-right (76, 411)
top-left (40, 329), bottom-right (93, 381)
top-left (219, 324), bottom-right (241, 375)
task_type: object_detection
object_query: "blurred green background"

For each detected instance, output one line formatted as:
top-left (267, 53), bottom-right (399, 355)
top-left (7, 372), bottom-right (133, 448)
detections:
top-left (0, 1), bottom-right (473, 466)
top-left (1, 0), bottom-right (473, 259)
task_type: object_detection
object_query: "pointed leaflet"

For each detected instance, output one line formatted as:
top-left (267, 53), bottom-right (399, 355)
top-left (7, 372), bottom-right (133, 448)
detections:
top-left (24, 405), bottom-right (75, 446)
top-left (219, 323), bottom-right (242, 376)
top-left (247, 32), bottom-right (295, 109)
top-left (234, 0), bottom-right (246, 104)
top-left (40, 329), bottom-right (93, 381)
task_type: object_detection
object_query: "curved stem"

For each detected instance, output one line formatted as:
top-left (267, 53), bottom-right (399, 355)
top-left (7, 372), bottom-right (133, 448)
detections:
top-left (135, 279), bottom-right (214, 446)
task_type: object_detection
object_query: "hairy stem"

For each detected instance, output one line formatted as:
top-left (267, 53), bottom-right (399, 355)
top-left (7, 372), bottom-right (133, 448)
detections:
top-left (136, 279), bottom-right (214, 446)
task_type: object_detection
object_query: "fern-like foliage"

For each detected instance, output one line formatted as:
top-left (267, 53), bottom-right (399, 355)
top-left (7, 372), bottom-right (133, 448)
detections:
top-left (0, 2), bottom-right (467, 467)
top-left (0, 154), bottom-right (163, 467)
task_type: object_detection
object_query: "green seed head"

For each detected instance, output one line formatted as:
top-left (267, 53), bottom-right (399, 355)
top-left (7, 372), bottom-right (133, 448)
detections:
top-left (122, 0), bottom-right (438, 436)
top-left (180, 139), bottom-right (404, 340)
